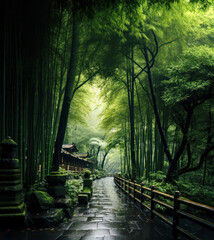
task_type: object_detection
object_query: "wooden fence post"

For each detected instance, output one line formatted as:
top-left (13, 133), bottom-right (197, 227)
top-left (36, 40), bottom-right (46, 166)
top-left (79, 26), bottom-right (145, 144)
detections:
top-left (141, 182), bottom-right (144, 210)
top-left (133, 180), bottom-right (136, 201)
top-left (151, 185), bottom-right (156, 219)
top-left (173, 191), bottom-right (181, 239)
top-left (129, 179), bottom-right (131, 198)
top-left (123, 178), bottom-right (125, 192)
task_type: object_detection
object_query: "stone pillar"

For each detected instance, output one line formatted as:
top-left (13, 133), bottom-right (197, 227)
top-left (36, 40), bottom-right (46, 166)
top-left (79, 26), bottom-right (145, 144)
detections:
top-left (0, 137), bottom-right (26, 226)
top-left (46, 171), bottom-right (67, 199)
top-left (82, 170), bottom-right (93, 198)
top-left (46, 171), bottom-right (74, 218)
top-left (78, 170), bottom-right (93, 205)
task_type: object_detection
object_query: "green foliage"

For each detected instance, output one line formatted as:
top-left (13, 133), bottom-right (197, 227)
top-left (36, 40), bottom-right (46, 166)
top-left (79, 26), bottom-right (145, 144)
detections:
top-left (162, 46), bottom-right (214, 105)
top-left (92, 169), bottom-right (107, 179)
top-left (65, 178), bottom-right (83, 206)
top-left (175, 180), bottom-right (214, 207)
top-left (138, 171), bottom-right (214, 212)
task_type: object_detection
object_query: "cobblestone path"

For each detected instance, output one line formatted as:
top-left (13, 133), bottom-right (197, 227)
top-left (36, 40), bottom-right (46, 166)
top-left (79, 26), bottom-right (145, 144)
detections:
top-left (57, 177), bottom-right (170, 240)
top-left (0, 177), bottom-right (172, 240)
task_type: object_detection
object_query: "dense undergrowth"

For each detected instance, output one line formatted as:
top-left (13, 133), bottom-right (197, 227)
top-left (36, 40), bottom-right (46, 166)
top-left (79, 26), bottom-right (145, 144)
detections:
top-left (119, 171), bottom-right (214, 214)
top-left (135, 171), bottom-right (214, 211)
top-left (28, 168), bottom-right (107, 207)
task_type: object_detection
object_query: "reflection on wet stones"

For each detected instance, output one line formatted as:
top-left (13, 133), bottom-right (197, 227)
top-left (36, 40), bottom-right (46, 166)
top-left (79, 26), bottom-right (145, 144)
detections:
top-left (57, 177), bottom-right (171, 240)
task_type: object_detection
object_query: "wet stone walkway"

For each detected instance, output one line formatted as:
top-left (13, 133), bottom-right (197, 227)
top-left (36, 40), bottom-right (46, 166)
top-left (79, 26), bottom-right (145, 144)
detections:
top-left (57, 177), bottom-right (171, 240)
top-left (0, 177), bottom-right (172, 240)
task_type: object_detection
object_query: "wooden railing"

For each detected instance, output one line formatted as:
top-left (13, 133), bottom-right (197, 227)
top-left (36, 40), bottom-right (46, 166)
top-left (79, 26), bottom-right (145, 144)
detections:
top-left (114, 174), bottom-right (214, 240)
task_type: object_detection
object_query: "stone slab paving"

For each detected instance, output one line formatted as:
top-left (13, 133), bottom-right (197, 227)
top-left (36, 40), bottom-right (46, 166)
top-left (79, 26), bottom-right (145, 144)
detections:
top-left (0, 177), bottom-right (173, 240)
top-left (57, 177), bottom-right (172, 240)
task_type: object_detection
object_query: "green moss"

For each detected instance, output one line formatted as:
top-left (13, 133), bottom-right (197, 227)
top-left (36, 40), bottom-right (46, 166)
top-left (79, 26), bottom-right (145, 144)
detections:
top-left (0, 169), bottom-right (20, 173)
top-left (36, 191), bottom-right (53, 202)
top-left (31, 191), bottom-right (54, 212)
top-left (1, 137), bottom-right (17, 146)
top-left (0, 202), bottom-right (25, 214)
top-left (82, 187), bottom-right (92, 200)
top-left (48, 171), bottom-right (67, 177)
top-left (0, 210), bottom-right (26, 218)
top-left (82, 187), bottom-right (91, 193)
top-left (84, 170), bottom-right (91, 179)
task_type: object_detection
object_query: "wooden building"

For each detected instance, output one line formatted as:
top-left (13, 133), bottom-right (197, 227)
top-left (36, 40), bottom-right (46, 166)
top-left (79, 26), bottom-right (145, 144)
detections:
top-left (61, 144), bottom-right (93, 172)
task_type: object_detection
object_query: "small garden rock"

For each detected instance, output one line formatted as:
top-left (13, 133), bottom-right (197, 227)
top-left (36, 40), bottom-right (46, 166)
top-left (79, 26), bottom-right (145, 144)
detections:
top-left (30, 191), bottom-right (54, 213)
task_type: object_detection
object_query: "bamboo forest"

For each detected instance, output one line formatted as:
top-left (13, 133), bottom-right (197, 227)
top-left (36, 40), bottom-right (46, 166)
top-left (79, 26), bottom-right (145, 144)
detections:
top-left (0, 0), bottom-right (214, 239)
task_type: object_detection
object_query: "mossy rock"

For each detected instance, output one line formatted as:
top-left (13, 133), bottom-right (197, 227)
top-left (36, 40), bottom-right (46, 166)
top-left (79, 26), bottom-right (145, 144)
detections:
top-left (29, 208), bottom-right (64, 227)
top-left (30, 191), bottom-right (54, 213)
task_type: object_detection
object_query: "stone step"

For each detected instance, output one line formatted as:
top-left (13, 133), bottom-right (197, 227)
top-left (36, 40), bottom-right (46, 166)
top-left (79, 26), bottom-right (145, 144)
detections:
top-left (0, 202), bottom-right (26, 214)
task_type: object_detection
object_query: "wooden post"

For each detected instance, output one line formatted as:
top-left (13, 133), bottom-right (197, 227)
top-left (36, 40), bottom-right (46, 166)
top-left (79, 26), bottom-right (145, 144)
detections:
top-left (173, 191), bottom-right (181, 239)
top-left (133, 180), bottom-right (136, 201)
top-left (141, 182), bottom-right (144, 210)
top-left (128, 179), bottom-right (131, 198)
top-left (151, 185), bottom-right (156, 219)
top-left (120, 177), bottom-right (123, 190)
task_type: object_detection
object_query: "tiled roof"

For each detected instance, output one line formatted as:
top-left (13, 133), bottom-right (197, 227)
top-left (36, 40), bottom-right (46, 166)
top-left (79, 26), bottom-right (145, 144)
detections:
top-left (62, 143), bottom-right (78, 153)
top-left (62, 149), bottom-right (94, 164)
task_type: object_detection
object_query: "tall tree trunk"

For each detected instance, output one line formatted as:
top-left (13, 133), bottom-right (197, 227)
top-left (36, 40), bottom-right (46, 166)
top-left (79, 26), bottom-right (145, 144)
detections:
top-left (143, 45), bottom-right (173, 164)
top-left (52, 10), bottom-right (79, 171)
top-left (128, 47), bottom-right (136, 180)
top-left (101, 150), bottom-right (109, 169)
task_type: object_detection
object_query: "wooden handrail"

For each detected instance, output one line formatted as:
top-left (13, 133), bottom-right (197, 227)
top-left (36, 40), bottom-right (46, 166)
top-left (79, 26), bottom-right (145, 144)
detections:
top-left (114, 174), bottom-right (214, 240)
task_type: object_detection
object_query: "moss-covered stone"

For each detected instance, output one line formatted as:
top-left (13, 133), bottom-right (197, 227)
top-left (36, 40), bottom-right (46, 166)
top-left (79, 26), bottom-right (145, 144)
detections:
top-left (46, 172), bottom-right (67, 186)
top-left (29, 208), bottom-right (64, 227)
top-left (1, 137), bottom-right (17, 146)
top-left (84, 170), bottom-right (91, 179)
top-left (0, 158), bottom-right (19, 169)
top-left (78, 194), bottom-right (88, 205)
top-left (0, 137), bottom-right (18, 158)
top-left (0, 179), bottom-right (21, 186)
top-left (0, 169), bottom-right (21, 181)
top-left (30, 191), bottom-right (54, 213)
top-left (0, 184), bottom-right (22, 195)
top-left (83, 178), bottom-right (93, 188)
top-left (0, 202), bottom-right (25, 214)
top-left (0, 137), bottom-right (26, 226)
top-left (82, 187), bottom-right (92, 200)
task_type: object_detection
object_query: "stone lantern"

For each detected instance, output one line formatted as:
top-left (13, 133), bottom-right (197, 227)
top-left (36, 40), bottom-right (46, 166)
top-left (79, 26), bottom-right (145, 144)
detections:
top-left (0, 137), bottom-right (26, 226)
